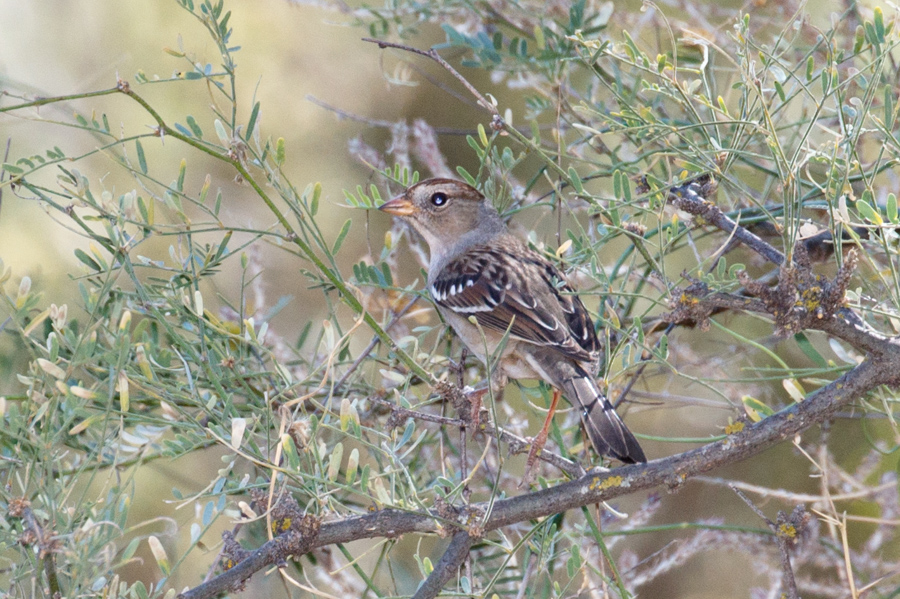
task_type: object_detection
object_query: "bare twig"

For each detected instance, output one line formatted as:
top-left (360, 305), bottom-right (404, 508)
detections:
top-left (731, 487), bottom-right (806, 599)
top-left (664, 175), bottom-right (786, 266)
top-left (179, 348), bottom-right (896, 599)
top-left (371, 395), bottom-right (586, 478)
top-left (8, 500), bottom-right (61, 597)
top-left (334, 296), bottom-right (419, 392)
top-left (0, 137), bottom-right (10, 216)
top-left (361, 38), bottom-right (499, 116)
top-left (362, 37), bottom-right (574, 182)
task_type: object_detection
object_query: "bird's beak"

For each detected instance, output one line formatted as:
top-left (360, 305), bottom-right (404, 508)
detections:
top-left (378, 195), bottom-right (416, 217)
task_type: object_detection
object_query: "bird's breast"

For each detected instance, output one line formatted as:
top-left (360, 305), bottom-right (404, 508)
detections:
top-left (436, 306), bottom-right (541, 380)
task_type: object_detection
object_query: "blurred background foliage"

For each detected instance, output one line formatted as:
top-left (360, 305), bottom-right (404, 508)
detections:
top-left (1, 0), bottom-right (900, 597)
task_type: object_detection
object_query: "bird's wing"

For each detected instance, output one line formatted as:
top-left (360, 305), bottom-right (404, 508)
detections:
top-left (430, 238), bottom-right (599, 363)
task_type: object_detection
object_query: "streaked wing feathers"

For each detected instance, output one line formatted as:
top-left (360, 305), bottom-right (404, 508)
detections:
top-left (431, 240), bottom-right (599, 362)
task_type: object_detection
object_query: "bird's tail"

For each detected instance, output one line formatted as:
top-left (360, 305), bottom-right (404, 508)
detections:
top-left (562, 365), bottom-right (646, 464)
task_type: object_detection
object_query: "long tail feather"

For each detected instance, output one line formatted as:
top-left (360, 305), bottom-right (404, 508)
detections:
top-left (566, 374), bottom-right (646, 463)
top-left (525, 350), bottom-right (646, 463)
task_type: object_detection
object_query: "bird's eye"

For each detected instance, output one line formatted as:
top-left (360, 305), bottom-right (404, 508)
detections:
top-left (430, 192), bottom-right (448, 207)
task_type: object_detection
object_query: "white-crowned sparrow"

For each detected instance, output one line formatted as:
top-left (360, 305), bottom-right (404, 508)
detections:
top-left (379, 178), bottom-right (646, 464)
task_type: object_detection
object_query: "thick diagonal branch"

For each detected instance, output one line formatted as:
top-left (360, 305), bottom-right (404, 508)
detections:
top-left (179, 344), bottom-right (897, 599)
top-left (412, 531), bottom-right (475, 599)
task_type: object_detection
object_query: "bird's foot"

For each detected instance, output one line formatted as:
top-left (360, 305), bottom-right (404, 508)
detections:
top-left (519, 430), bottom-right (551, 488)
top-left (519, 389), bottom-right (562, 488)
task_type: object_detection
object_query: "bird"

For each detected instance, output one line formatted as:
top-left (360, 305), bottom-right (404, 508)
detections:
top-left (379, 178), bottom-right (646, 466)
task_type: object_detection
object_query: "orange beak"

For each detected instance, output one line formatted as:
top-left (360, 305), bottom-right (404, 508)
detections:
top-left (378, 195), bottom-right (416, 217)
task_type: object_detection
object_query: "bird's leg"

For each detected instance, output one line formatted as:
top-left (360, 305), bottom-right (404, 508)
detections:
top-left (521, 388), bottom-right (561, 487)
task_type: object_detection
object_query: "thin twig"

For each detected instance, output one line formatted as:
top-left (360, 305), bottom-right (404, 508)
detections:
top-left (371, 395), bottom-right (585, 478)
top-left (731, 485), bottom-right (773, 525)
top-left (514, 552), bottom-right (538, 599)
top-left (362, 37), bottom-right (573, 183)
top-left (0, 137), bottom-right (10, 216)
top-left (334, 296), bottom-right (419, 392)
top-left (17, 505), bottom-right (61, 598)
top-left (613, 322), bottom-right (675, 409)
top-left (731, 486), bottom-right (803, 599)
top-left (361, 39), bottom-right (499, 116)
top-left (665, 176), bottom-right (786, 266)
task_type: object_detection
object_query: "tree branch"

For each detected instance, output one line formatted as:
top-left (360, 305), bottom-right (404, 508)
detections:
top-left (179, 348), bottom-right (895, 599)
top-left (179, 139), bottom-right (900, 599)
top-left (662, 175), bottom-right (786, 266)
top-left (412, 531), bottom-right (474, 599)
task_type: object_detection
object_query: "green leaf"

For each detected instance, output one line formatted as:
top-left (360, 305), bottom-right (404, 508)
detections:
top-left (174, 122), bottom-right (193, 137)
top-left (568, 167), bottom-right (584, 194)
top-left (121, 537), bottom-right (141, 561)
top-left (622, 174), bottom-right (632, 202)
top-left (214, 119), bottom-right (229, 145)
top-left (186, 115), bottom-right (203, 138)
top-left (854, 25), bottom-right (865, 53)
top-left (874, 7), bottom-right (885, 42)
top-left (345, 448), bottom-right (359, 484)
top-left (793, 332), bottom-right (827, 368)
top-left (332, 219), bottom-right (352, 255)
top-left (885, 86), bottom-right (894, 129)
top-left (466, 135), bottom-right (485, 158)
top-left (654, 334), bottom-right (668, 360)
top-left (805, 55), bottom-right (814, 81)
top-left (2, 163), bottom-right (24, 175)
top-left (864, 21), bottom-right (878, 46)
top-left (856, 198), bottom-right (882, 224)
top-left (219, 10), bottom-right (231, 36)
top-left (327, 442), bottom-right (344, 481)
top-left (136, 140), bottom-right (148, 175)
top-left (717, 95), bottom-right (728, 114)
top-left (369, 183), bottom-right (382, 203)
top-left (74, 249), bottom-right (101, 271)
top-left (176, 159), bottom-right (186, 192)
top-left (534, 25), bottom-right (546, 51)
top-left (887, 193), bottom-right (897, 224)
top-left (355, 184), bottom-right (371, 207)
top-left (246, 101), bottom-right (260, 141)
top-left (275, 137), bottom-right (285, 166)
top-left (477, 123), bottom-right (489, 147)
top-left (530, 119), bottom-right (541, 143)
top-left (396, 418), bottom-right (415, 448)
top-left (456, 166), bottom-right (476, 186)
top-left (360, 465), bottom-right (370, 490)
top-left (310, 182), bottom-right (321, 216)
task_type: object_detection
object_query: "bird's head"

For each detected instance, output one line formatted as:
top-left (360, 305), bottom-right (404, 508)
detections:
top-left (379, 178), bottom-right (503, 262)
